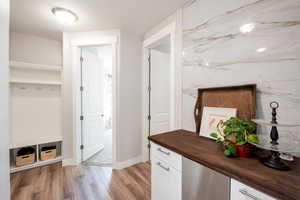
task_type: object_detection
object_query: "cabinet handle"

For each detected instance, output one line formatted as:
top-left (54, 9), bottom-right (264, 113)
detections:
top-left (239, 189), bottom-right (261, 200)
top-left (157, 162), bottom-right (170, 172)
top-left (157, 148), bottom-right (170, 156)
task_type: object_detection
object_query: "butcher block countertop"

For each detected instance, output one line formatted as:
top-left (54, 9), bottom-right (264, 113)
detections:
top-left (148, 130), bottom-right (300, 200)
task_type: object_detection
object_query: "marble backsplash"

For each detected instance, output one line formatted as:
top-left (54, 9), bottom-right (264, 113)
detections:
top-left (182, 0), bottom-right (300, 152)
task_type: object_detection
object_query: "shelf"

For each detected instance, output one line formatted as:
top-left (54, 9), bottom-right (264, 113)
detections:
top-left (10, 79), bottom-right (62, 86)
top-left (10, 156), bottom-right (62, 173)
top-left (10, 61), bottom-right (62, 72)
top-left (10, 136), bottom-right (63, 149)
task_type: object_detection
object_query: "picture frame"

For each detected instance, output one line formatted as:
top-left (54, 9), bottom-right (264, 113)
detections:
top-left (200, 107), bottom-right (237, 139)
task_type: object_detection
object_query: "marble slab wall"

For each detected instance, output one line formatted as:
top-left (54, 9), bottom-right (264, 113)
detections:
top-left (182, 0), bottom-right (300, 150)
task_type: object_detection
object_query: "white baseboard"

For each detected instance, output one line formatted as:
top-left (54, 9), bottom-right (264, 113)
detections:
top-left (62, 158), bottom-right (76, 166)
top-left (114, 155), bottom-right (142, 169)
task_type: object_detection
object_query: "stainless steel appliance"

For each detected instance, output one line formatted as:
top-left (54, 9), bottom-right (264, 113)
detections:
top-left (182, 156), bottom-right (230, 200)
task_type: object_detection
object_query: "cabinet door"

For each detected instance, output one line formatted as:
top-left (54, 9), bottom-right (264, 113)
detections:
top-left (231, 179), bottom-right (277, 200)
top-left (151, 157), bottom-right (181, 200)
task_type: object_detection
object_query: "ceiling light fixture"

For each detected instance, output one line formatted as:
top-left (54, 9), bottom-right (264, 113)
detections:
top-left (256, 47), bottom-right (267, 53)
top-left (51, 7), bottom-right (78, 25)
top-left (239, 23), bottom-right (255, 34)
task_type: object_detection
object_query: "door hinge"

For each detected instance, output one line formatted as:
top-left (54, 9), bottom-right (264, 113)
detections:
top-left (148, 115), bottom-right (151, 120)
top-left (80, 115), bottom-right (84, 120)
top-left (80, 86), bottom-right (84, 91)
top-left (80, 145), bottom-right (84, 150)
top-left (148, 55), bottom-right (151, 63)
top-left (147, 143), bottom-right (151, 149)
top-left (148, 86), bottom-right (151, 92)
top-left (80, 57), bottom-right (84, 62)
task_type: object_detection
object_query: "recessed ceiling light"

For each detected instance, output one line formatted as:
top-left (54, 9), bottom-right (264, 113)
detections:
top-left (51, 7), bottom-right (78, 25)
top-left (256, 47), bottom-right (267, 53)
top-left (240, 23), bottom-right (255, 34)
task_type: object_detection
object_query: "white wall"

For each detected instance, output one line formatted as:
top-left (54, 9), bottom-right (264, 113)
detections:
top-left (118, 30), bottom-right (142, 161)
top-left (0, 0), bottom-right (11, 199)
top-left (62, 32), bottom-right (76, 163)
top-left (10, 32), bottom-right (62, 66)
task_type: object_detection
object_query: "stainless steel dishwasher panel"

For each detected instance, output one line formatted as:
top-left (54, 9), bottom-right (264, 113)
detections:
top-left (182, 157), bottom-right (230, 200)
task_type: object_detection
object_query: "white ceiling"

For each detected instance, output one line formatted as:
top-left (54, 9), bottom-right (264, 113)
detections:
top-left (10, 0), bottom-right (188, 41)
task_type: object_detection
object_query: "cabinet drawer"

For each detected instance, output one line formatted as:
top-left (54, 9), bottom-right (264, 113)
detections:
top-left (151, 157), bottom-right (181, 200)
top-left (151, 142), bottom-right (182, 171)
top-left (231, 179), bottom-right (277, 200)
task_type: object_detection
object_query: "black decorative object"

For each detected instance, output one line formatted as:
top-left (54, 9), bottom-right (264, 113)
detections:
top-left (251, 101), bottom-right (300, 171)
top-left (260, 102), bottom-right (289, 170)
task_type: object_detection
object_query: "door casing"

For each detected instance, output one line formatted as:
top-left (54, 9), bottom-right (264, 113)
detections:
top-left (63, 30), bottom-right (119, 168)
top-left (141, 20), bottom-right (182, 162)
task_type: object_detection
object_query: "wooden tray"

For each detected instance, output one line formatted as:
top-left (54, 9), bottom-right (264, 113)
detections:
top-left (194, 84), bottom-right (256, 134)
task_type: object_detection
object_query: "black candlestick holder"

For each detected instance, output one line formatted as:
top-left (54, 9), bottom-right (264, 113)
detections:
top-left (251, 101), bottom-right (300, 171)
top-left (260, 101), bottom-right (290, 170)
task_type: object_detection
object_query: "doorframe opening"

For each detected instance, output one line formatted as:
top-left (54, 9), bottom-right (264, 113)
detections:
top-left (141, 22), bottom-right (182, 162)
top-left (64, 30), bottom-right (119, 168)
top-left (79, 45), bottom-right (113, 165)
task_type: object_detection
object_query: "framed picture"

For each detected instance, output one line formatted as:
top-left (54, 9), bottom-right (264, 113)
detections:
top-left (200, 107), bottom-right (237, 139)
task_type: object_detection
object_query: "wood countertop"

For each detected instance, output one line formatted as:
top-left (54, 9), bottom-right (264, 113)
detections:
top-left (148, 130), bottom-right (300, 200)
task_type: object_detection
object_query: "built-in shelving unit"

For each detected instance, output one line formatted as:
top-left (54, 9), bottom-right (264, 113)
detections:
top-left (9, 60), bottom-right (63, 173)
top-left (10, 60), bottom-right (62, 72)
top-left (10, 141), bottom-right (62, 173)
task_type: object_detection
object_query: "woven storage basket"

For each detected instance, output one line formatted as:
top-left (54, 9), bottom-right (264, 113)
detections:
top-left (16, 153), bottom-right (35, 167)
top-left (40, 149), bottom-right (57, 161)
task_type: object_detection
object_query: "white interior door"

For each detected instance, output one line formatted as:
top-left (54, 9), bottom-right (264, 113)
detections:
top-left (81, 47), bottom-right (105, 161)
top-left (150, 49), bottom-right (171, 135)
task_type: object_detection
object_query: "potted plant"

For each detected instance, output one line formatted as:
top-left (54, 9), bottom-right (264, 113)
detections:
top-left (210, 117), bottom-right (259, 157)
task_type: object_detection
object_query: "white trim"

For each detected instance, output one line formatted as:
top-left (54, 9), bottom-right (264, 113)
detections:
top-left (175, 9), bottom-right (183, 129)
top-left (11, 156), bottom-right (62, 173)
top-left (141, 10), bottom-right (183, 162)
top-left (62, 158), bottom-right (75, 166)
top-left (63, 30), bottom-right (120, 169)
top-left (114, 156), bottom-right (142, 169)
top-left (9, 136), bottom-right (62, 149)
top-left (143, 24), bottom-right (174, 48)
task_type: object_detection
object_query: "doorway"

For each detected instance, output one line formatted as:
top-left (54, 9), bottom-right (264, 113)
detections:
top-left (147, 36), bottom-right (172, 159)
top-left (142, 22), bottom-right (180, 162)
top-left (80, 45), bottom-right (113, 167)
top-left (149, 36), bottom-right (172, 136)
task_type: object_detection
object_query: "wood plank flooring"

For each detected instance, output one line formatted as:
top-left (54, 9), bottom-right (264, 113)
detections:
top-left (10, 162), bottom-right (151, 200)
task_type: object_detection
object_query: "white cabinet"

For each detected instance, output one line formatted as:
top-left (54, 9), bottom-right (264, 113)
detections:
top-left (151, 143), bottom-right (182, 200)
top-left (151, 142), bottom-right (182, 171)
top-left (231, 179), bottom-right (277, 200)
top-left (151, 143), bottom-right (277, 200)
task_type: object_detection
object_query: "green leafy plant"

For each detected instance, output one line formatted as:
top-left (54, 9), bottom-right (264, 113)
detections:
top-left (210, 117), bottom-right (259, 157)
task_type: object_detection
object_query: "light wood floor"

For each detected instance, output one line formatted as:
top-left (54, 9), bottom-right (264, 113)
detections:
top-left (10, 162), bottom-right (151, 200)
